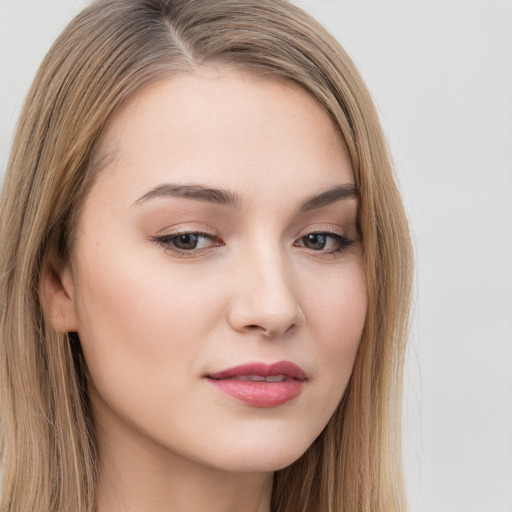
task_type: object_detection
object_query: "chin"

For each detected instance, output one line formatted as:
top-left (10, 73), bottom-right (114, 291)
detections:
top-left (196, 430), bottom-right (317, 474)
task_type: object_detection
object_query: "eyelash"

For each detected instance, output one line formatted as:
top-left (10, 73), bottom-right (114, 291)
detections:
top-left (295, 230), bottom-right (355, 256)
top-left (152, 229), bottom-right (355, 258)
top-left (151, 231), bottom-right (222, 257)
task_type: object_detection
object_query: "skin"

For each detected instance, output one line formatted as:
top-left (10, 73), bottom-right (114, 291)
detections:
top-left (43, 68), bottom-right (367, 512)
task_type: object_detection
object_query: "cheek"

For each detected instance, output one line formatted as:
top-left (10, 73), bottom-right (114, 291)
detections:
top-left (72, 246), bottom-right (226, 388)
top-left (303, 259), bottom-right (367, 393)
top-left (72, 253), bottom-right (229, 450)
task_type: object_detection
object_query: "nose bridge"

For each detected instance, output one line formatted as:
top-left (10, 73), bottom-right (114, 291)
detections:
top-left (228, 237), bottom-right (304, 336)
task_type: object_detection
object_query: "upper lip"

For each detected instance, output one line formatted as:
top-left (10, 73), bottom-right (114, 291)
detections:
top-left (207, 361), bottom-right (307, 381)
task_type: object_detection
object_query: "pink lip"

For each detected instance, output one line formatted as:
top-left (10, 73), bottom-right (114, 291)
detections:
top-left (206, 361), bottom-right (306, 408)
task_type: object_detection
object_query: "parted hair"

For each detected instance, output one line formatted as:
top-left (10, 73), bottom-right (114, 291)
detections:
top-left (0, 1), bottom-right (412, 510)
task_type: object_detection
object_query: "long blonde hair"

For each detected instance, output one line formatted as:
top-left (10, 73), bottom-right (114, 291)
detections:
top-left (0, 1), bottom-right (412, 510)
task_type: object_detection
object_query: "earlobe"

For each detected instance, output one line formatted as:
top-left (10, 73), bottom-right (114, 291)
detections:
top-left (39, 252), bottom-right (79, 333)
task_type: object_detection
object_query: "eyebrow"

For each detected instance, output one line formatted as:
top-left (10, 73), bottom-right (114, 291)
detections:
top-left (133, 183), bottom-right (357, 210)
top-left (298, 184), bottom-right (357, 211)
top-left (133, 184), bottom-right (242, 207)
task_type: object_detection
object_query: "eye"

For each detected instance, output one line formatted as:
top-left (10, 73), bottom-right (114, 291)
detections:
top-left (168, 233), bottom-right (210, 250)
top-left (296, 231), bottom-right (354, 255)
top-left (152, 231), bottom-right (222, 255)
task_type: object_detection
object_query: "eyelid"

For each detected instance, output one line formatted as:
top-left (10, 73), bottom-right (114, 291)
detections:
top-left (295, 224), bottom-right (352, 240)
top-left (294, 226), bottom-right (356, 256)
top-left (150, 227), bottom-right (223, 257)
top-left (153, 221), bottom-right (214, 236)
top-left (149, 223), bottom-right (357, 258)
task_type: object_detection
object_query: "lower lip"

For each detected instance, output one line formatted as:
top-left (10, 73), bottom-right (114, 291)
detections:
top-left (207, 378), bottom-right (304, 407)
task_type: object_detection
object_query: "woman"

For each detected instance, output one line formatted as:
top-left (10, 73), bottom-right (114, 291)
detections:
top-left (0, 0), bottom-right (412, 511)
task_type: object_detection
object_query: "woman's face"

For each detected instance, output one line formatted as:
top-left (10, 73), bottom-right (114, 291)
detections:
top-left (59, 69), bottom-right (367, 473)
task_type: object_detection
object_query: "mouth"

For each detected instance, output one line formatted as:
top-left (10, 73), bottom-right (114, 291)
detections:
top-left (205, 361), bottom-right (306, 407)
top-left (221, 374), bottom-right (291, 382)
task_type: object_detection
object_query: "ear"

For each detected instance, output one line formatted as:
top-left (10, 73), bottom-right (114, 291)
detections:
top-left (39, 251), bottom-right (79, 333)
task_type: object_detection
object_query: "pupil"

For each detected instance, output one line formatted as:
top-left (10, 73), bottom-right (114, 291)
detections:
top-left (305, 234), bottom-right (326, 250)
top-left (175, 234), bottom-right (198, 250)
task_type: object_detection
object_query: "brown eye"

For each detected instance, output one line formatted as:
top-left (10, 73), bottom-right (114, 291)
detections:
top-left (296, 232), bottom-right (354, 254)
top-left (154, 231), bottom-right (222, 255)
top-left (302, 233), bottom-right (328, 250)
top-left (171, 233), bottom-right (201, 250)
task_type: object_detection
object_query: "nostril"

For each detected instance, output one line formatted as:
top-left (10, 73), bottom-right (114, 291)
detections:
top-left (228, 301), bottom-right (305, 337)
top-left (243, 323), bottom-right (299, 337)
top-left (245, 324), bottom-right (269, 335)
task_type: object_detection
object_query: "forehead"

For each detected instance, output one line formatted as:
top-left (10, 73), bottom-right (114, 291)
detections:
top-left (89, 67), bottom-right (354, 209)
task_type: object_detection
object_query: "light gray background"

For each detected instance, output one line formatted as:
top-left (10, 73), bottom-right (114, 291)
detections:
top-left (1, 1), bottom-right (511, 511)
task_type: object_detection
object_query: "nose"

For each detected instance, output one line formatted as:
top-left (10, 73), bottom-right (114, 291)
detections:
top-left (227, 247), bottom-right (305, 338)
